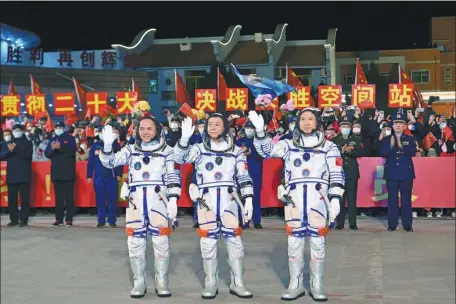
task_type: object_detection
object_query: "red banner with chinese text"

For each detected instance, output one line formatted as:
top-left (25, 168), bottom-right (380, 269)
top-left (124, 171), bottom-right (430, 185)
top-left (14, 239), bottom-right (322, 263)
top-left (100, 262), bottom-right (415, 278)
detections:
top-left (388, 84), bottom-right (414, 108)
top-left (351, 84), bottom-right (376, 108)
top-left (225, 88), bottom-right (248, 111)
top-left (86, 92), bottom-right (108, 114)
top-left (25, 94), bottom-right (46, 116)
top-left (255, 97), bottom-right (279, 111)
top-left (287, 86), bottom-right (313, 109)
top-left (53, 93), bottom-right (75, 115)
top-left (195, 89), bottom-right (217, 112)
top-left (116, 92), bottom-right (138, 114)
top-left (318, 85), bottom-right (342, 108)
top-left (0, 95), bottom-right (21, 116)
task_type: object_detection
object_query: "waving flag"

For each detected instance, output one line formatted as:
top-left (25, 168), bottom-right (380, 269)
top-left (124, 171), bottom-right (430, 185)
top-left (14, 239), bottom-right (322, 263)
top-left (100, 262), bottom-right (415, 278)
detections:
top-left (231, 64), bottom-right (295, 99)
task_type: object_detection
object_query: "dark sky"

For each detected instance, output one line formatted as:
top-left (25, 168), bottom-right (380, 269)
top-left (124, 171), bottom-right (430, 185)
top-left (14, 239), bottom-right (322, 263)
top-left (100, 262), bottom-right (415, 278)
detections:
top-left (2, 2), bottom-right (455, 52)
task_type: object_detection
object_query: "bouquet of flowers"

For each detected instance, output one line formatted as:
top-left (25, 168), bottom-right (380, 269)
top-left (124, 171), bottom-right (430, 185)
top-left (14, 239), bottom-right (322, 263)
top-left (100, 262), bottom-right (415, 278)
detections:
top-left (131, 100), bottom-right (151, 118)
top-left (279, 99), bottom-right (296, 120)
top-left (98, 104), bottom-right (118, 123)
top-left (254, 94), bottom-right (273, 108)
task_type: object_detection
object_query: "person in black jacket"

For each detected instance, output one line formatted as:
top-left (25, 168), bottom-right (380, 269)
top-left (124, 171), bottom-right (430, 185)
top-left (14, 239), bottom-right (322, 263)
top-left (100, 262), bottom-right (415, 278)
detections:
top-left (0, 125), bottom-right (33, 227)
top-left (45, 122), bottom-right (77, 227)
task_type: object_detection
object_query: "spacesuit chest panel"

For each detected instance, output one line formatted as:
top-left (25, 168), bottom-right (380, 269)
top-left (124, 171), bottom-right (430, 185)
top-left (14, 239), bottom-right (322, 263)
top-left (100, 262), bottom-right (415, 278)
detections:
top-left (128, 150), bottom-right (167, 187)
top-left (195, 146), bottom-right (237, 188)
top-left (284, 145), bottom-right (329, 186)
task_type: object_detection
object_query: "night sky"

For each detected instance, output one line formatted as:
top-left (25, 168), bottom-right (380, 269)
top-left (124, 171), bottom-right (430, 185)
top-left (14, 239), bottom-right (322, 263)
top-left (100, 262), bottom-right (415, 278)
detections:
top-left (2, 2), bottom-right (455, 52)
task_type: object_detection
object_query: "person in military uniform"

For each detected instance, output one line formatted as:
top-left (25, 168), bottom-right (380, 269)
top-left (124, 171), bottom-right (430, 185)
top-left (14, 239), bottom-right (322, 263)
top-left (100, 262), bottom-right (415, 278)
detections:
top-left (379, 109), bottom-right (416, 232)
top-left (332, 116), bottom-right (363, 230)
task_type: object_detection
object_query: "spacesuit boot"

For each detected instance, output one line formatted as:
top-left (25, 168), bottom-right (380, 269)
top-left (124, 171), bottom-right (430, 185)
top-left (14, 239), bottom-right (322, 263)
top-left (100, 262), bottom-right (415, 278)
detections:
top-left (309, 259), bottom-right (328, 302)
top-left (281, 260), bottom-right (306, 301)
top-left (130, 257), bottom-right (147, 298)
top-left (154, 256), bottom-right (171, 297)
top-left (227, 258), bottom-right (253, 298)
top-left (201, 258), bottom-right (219, 299)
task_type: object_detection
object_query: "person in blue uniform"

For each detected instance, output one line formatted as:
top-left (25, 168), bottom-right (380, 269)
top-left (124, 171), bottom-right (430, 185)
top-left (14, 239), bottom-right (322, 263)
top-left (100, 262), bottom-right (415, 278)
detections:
top-left (87, 123), bottom-right (123, 227)
top-left (379, 109), bottom-right (416, 232)
top-left (235, 120), bottom-right (263, 229)
top-left (280, 116), bottom-right (296, 140)
top-left (189, 119), bottom-right (205, 228)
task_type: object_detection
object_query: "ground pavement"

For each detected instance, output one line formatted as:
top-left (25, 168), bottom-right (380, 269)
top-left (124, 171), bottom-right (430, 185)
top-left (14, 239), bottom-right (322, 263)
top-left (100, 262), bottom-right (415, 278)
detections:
top-left (1, 215), bottom-right (455, 304)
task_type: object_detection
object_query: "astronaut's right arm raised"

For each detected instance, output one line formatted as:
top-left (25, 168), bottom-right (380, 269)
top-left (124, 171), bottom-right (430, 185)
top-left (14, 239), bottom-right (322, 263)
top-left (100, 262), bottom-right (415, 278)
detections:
top-left (173, 117), bottom-right (201, 165)
top-left (99, 125), bottom-right (131, 169)
top-left (248, 111), bottom-right (289, 159)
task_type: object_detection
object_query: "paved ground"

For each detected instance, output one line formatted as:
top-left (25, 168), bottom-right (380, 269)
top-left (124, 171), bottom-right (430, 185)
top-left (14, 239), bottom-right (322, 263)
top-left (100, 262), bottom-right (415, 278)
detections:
top-left (1, 215), bottom-right (455, 304)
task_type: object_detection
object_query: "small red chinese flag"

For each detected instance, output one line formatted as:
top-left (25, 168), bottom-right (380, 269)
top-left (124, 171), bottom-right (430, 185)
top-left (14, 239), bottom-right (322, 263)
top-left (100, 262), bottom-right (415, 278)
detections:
top-left (422, 132), bottom-right (437, 150)
top-left (443, 126), bottom-right (454, 142)
top-left (178, 102), bottom-right (195, 118)
top-left (355, 58), bottom-right (368, 84)
top-left (286, 65), bottom-right (304, 87)
top-left (44, 111), bottom-right (54, 133)
top-left (8, 79), bottom-right (17, 95)
top-left (217, 67), bottom-right (228, 101)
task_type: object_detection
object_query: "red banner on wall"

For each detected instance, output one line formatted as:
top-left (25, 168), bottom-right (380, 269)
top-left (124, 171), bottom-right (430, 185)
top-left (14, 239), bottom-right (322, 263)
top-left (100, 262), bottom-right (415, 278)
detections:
top-left (1, 158), bottom-right (455, 208)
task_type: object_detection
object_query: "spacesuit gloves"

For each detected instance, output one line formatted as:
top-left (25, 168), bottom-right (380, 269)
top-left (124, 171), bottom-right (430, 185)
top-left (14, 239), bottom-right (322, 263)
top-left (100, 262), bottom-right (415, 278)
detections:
top-left (244, 197), bottom-right (253, 222)
top-left (248, 111), bottom-right (265, 133)
top-left (102, 125), bottom-right (115, 151)
top-left (180, 117), bottom-right (195, 145)
top-left (167, 197), bottom-right (178, 220)
top-left (330, 197), bottom-right (341, 220)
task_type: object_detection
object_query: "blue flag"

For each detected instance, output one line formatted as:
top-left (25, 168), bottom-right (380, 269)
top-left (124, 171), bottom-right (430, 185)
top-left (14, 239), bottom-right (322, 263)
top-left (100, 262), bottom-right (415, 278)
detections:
top-left (231, 64), bottom-right (296, 99)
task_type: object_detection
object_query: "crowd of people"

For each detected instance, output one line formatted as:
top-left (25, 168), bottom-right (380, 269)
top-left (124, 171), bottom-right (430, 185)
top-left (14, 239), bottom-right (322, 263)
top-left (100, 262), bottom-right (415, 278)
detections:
top-left (1, 104), bottom-right (455, 229)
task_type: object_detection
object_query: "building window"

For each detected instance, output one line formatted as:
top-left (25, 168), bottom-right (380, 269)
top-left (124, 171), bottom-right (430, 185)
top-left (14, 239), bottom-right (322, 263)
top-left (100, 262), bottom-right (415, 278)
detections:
top-left (185, 70), bottom-right (206, 94)
top-left (410, 70), bottom-right (430, 84)
top-left (161, 91), bottom-right (176, 101)
top-left (236, 68), bottom-right (257, 75)
top-left (379, 72), bottom-right (391, 83)
top-left (149, 80), bottom-right (158, 94)
top-left (343, 73), bottom-right (354, 85)
top-left (275, 68), bottom-right (311, 85)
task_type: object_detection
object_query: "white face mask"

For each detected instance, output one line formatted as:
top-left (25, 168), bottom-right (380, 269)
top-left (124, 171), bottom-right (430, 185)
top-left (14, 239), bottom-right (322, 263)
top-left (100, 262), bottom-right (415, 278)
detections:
top-left (408, 124), bottom-right (415, 131)
top-left (4, 135), bottom-right (11, 142)
top-left (245, 129), bottom-right (255, 138)
top-left (12, 131), bottom-right (24, 139)
top-left (384, 129), bottom-right (392, 136)
top-left (55, 129), bottom-right (64, 136)
top-left (289, 123), bottom-right (295, 131)
top-left (198, 127), bottom-right (205, 134)
top-left (440, 123), bottom-right (447, 129)
top-left (278, 127), bottom-right (284, 134)
top-left (80, 144), bottom-right (87, 150)
top-left (170, 122), bottom-right (178, 129)
top-left (352, 127), bottom-right (361, 134)
top-left (341, 128), bottom-right (351, 136)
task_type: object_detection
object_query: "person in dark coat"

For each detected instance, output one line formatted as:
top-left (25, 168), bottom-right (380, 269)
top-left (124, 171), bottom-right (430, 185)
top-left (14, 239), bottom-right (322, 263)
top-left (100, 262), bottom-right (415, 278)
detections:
top-left (87, 122), bottom-right (123, 227)
top-left (332, 116), bottom-right (363, 230)
top-left (165, 117), bottom-right (182, 147)
top-left (45, 121), bottom-right (77, 227)
top-left (0, 125), bottom-right (33, 227)
top-left (379, 109), bottom-right (417, 232)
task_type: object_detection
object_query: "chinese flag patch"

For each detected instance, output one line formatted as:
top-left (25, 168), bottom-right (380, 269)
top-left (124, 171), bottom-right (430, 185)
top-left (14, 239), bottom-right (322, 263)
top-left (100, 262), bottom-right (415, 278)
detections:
top-left (335, 157), bottom-right (343, 167)
top-left (244, 162), bottom-right (248, 170)
top-left (174, 163), bottom-right (181, 170)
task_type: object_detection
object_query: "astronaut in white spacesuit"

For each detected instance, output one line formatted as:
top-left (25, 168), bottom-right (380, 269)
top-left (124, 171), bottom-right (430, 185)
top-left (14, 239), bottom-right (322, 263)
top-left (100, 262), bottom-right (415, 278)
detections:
top-left (174, 114), bottom-right (254, 300)
top-left (100, 116), bottom-right (181, 299)
top-left (249, 108), bottom-right (344, 302)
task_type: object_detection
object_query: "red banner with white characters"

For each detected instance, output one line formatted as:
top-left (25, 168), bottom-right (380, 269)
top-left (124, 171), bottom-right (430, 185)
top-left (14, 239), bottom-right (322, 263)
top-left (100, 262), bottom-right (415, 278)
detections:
top-left (1, 158), bottom-right (455, 208)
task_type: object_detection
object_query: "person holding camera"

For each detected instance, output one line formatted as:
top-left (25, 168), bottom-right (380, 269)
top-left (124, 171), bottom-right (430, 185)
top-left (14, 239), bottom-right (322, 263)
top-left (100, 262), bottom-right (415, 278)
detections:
top-left (0, 125), bottom-right (33, 227)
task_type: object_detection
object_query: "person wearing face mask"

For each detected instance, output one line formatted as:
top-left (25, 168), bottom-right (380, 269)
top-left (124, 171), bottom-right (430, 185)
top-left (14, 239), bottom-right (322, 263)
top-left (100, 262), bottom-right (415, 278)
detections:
top-left (0, 125), bottom-right (33, 227)
top-left (76, 139), bottom-right (90, 161)
top-left (235, 120), bottom-right (263, 229)
top-left (87, 123), bottom-right (123, 228)
top-left (189, 119), bottom-right (206, 145)
top-left (175, 114), bottom-right (254, 299)
top-left (332, 116), bottom-right (363, 230)
top-left (100, 116), bottom-right (181, 298)
top-left (250, 108), bottom-right (343, 301)
top-left (45, 122), bottom-right (78, 227)
top-left (373, 121), bottom-right (392, 156)
top-left (379, 109), bottom-right (416, 232)
top-left (165, 117), bottom-right (182, 147)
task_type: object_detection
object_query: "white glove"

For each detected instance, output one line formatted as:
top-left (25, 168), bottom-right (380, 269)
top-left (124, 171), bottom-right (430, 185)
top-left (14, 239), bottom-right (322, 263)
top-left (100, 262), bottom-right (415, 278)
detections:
top-left (167, 197), bottom-right (178, 220)
top-left (102, 125), bottom-right (116, 150)
top-left (180, 117), bottom-right (195, 146)
top-left (244, 197), bottom-right (253, 222)
top-left (248, 111), bottom-right (265, 133)
top-left (330, 198), bottom-right (341, 220)
top-left (119, 181), bottom-right (129, 200)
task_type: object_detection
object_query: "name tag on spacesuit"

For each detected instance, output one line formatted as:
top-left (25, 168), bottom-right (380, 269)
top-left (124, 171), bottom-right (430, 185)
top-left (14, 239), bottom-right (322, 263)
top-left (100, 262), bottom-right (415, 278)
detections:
top-left (126, 206), bottom-right (143, 229)
top-left (284, 205), bottom-right (301, 228)
top-left (197, 209), bottom-right (218, 230)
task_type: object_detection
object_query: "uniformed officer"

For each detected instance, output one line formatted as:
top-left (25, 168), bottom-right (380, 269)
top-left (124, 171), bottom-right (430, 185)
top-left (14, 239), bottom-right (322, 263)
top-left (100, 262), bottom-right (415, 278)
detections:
top-left (235, 120), bottom-right (263, 229)
top-left (87, 122), bottom-right (124, 227)
top-left (379, 109), bottom-right (416, 232)
top-left (332, 116), bottom-right (363, 230)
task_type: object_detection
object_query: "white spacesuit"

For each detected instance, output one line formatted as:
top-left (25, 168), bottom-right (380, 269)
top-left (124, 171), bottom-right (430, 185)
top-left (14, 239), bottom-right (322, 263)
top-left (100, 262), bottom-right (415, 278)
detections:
top-left (100, 117), bottom-right (180, 299)
top-left (249, 109), bottom-right (344, 302)
top-left (174, 114), bottom-right (254, 299)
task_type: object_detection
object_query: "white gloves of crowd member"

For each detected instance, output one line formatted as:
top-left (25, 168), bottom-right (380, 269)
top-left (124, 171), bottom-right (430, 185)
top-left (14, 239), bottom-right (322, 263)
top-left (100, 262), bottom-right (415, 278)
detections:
top-left (248, 111), bottom-right (265, 135)
top-left (167, 197), bottom-right (178, 220)
top-left (244, 197), bottom-right (253, 222)
top-left (180, 117), bottom-right (195, 146)
top-left (102, 125), bottom-right (116, 151)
